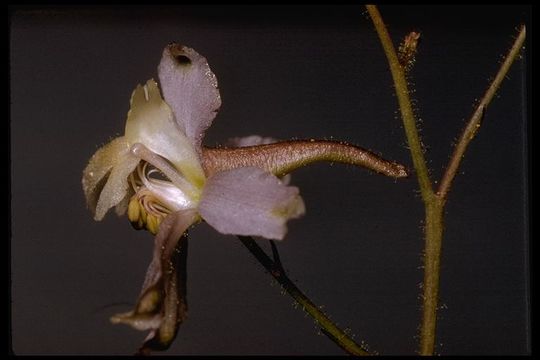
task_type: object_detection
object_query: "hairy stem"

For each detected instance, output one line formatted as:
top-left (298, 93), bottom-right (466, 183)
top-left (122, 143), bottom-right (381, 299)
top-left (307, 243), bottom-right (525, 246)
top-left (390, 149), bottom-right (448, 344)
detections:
top-left (419, 196), bottom-right (444, 354)
top-left (366, 5), bottom-right (433, 201)
top-left (202, 140), bottom-right (408, 179)
top-left (438, 25), bottom-right (527, 200)
top-left (368, 5), bottom-right (526, 355)
top-left (367, 6), bottom-right (438, 352)
top-left (238, 236), bottom-right (372, 356)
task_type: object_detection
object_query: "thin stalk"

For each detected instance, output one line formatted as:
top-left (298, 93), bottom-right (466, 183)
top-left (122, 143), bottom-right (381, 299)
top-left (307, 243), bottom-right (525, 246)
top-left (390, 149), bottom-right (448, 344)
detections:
top-left (365, 5), bottom-right (433, 201)
top-left (438, 25), bottom-right (527, 200)
top-left (367, 5), bottom-right (437, 353)
top-left (418, 197), bottom-right (444, 354)
top-left (238, 236), bottom-right (372, 356)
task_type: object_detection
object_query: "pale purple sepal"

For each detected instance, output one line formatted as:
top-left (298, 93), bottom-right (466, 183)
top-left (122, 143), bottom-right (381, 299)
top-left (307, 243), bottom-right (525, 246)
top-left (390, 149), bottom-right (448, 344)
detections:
top-left (199, 167), bottom-right (305, 240)
top-left (157, 44), bottom-right (221, 153)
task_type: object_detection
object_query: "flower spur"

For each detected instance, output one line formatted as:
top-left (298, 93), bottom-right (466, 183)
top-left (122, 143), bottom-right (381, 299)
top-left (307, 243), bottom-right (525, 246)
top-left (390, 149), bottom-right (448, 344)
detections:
top-left (82, 43), bottom-right (408, 353)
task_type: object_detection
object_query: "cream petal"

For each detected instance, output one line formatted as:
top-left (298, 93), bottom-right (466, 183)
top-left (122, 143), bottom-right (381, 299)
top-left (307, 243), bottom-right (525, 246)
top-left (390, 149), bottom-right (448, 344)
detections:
top-left (125, 79), bottom-right (205, 187)
top-left (114, 185), bottom-right (135, 216)
top-left (94, 151), bottom-right (140, 221)
top-left (157, 44), bottom-right (221, 154)
top-left (199, 167), bottom-right (305, 240)
top-left (82, 137), bottom-right (131, 217)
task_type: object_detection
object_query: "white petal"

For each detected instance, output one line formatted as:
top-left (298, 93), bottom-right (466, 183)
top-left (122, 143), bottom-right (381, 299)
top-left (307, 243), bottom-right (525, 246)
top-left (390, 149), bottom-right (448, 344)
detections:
top-left (130, 143), bottom-right (200, 201)
top-left (158, 44), bottom-right (221, 154)
top-left (125, 79), bottom-right (205, 187)
top-left (199, 167), bottom-right (305, 240)
top-left (143, 177), bottom-right (197, 212)
top-left (227, 135), bottom-right (278, 147)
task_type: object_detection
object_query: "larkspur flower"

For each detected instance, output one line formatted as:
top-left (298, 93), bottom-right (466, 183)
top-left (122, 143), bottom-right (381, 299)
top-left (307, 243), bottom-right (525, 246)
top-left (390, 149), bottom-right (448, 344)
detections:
top-left (82, 43), bottom-right (407, 353)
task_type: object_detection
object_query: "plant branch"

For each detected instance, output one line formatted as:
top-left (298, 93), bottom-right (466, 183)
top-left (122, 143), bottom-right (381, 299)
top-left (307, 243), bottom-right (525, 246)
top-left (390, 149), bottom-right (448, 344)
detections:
top-left (367, 6), bottom-right (442, 354)
top-left (437, 25), bottom-right (527, 200)
top-left (366, 4), bottom-right (434, 201)
top-left (367, 6), bottom-right (526, 355)
top-left (238, 236), bottom-right (372, 356)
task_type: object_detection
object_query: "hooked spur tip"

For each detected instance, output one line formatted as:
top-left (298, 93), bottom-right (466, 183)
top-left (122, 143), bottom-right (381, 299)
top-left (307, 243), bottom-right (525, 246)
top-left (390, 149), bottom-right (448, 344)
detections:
top-left (394, 164), bottom-right (409, 178)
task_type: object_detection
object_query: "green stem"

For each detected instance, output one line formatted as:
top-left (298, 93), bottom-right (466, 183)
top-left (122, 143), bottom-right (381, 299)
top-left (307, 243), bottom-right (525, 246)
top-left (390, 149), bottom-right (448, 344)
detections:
top-left (366, 5), bottom-right (441, 355)
top-left (238, 236), bottom-right (372, 356)
top-left (419, 196), bottom-right (444, 354)
top-left (365, 5), bottom-right (434, 202)
top-left (368, 5), bottom-right (526, 355)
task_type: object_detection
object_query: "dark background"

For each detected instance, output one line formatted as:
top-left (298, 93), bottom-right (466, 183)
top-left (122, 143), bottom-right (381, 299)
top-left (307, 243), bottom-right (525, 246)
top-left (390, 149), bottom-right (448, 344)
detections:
top-left (10, 5), bottom-right (530, 355)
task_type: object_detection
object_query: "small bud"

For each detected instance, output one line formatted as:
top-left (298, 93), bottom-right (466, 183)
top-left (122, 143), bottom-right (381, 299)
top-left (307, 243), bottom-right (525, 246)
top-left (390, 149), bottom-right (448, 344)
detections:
top-left (398, 31), bottom-right (421, 72)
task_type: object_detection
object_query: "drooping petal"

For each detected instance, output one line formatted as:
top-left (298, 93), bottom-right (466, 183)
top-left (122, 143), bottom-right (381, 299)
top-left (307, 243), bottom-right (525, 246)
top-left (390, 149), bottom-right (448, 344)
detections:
top-left (157, 44), bottom-right (221, 153)
top-left (199, 167), bottom-right (305, 240)
top-left (111, 210), bottom-right (197, 350)
top-left (82, 136), bottom-right (135, 219)
top-left (139, 244), bottom-right (187, 353)
top-left (125, 79), bottom-right (205, 188)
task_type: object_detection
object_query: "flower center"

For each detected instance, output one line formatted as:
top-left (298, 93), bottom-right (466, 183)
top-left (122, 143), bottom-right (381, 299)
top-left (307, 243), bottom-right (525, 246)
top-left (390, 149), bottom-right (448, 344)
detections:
top-left (128, 161), bottom-right (199, 234)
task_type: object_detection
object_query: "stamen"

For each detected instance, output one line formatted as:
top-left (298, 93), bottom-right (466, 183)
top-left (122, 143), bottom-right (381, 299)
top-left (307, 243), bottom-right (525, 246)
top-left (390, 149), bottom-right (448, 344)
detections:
top-left (128, 187), bottom-right (174, 234)
top-left (127, 156), bottom-right (197, 235)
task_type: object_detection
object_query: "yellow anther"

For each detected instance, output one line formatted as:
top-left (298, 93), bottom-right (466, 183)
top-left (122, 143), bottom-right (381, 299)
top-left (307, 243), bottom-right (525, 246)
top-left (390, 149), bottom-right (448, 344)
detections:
top-left (146, 214), bottom-right (160, 235)
top-left (128, 197), bottom-right (141, 224)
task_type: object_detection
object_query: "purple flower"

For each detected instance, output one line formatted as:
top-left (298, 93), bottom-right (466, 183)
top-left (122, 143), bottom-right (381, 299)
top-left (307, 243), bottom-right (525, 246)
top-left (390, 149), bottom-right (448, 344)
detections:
top-left (82, 44), bottom-right (407, 352)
